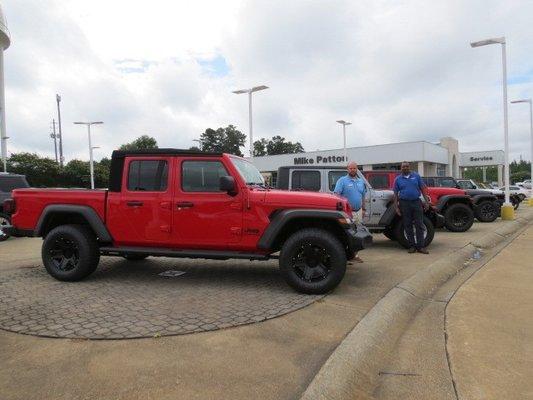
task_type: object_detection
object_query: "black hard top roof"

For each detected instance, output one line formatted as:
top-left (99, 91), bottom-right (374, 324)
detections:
top-left (278, 165), bottom-right (346, 170)
top-left (111, 148), bottom-right (224, 158)
top-left (0, 172), bottom-right (26, 178)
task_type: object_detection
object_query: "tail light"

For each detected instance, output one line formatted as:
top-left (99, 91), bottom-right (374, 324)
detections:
top-left (3, 199), bottom-right (15, 214)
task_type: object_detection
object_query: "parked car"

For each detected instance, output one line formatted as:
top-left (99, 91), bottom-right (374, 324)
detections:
top-left (4, 150), bottom-right (372, 294)
top-left (421, 176), bottom-right (504, 222)
top-left (363, 171), bottom-right (475, 233)
top-left (276, 166), bottom-right (445, 249)
top-left (515, 179), bottom-right (531, 189)
top-left (499, 185), bottom-right (530, 201)
top-left (0, 173), bottom-right (30, 241)
top-left (456, 178), bottom-right (523, 210)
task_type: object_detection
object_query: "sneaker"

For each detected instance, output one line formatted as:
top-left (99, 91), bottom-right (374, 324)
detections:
top-left (353, 256), bottom-right (364, 263)
top-left (417, 247), bottom-right (429, 254)
top-left (408, 247), bottom-right (416, 253)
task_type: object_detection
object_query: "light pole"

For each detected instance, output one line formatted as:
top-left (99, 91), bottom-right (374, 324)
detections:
top-left (0, 4), bottom-right (11, 173)
top-left (510, 98), bottom-right (533, 202)
top-left (56, 94), bottom-right (64, 167)
top-left (233, 85), bottom-right (269, 159)
top-left (470, 36), bottom-right (513, 219)
top-left (50, 119), bottom-right (58, 163)
top-left (74, 121), bottom-right (103, 189)
top-left (336, 120), bottom-right (352, 162)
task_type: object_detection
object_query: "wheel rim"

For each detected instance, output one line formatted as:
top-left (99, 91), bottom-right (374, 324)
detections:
top-left (480, 204), bottom-right (495, 219)
top-left (0, 216), bottom-right (8, 239)
top-left (291, 242), bottom-right (331, 283)
top-left (49, 236), bottom-right (80, 272)
top-left (452, 209), bottom-right (470, 227)
top-left (403, 224), bottom-right (428, 245)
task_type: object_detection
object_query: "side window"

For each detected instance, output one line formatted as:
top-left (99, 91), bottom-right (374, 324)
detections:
top-left (440, 178), bottom-right (457, 188)
top-left (127, 160), bottom-right (168, 191)
top-left (423, 177), bottom-right (434, 187)
top-left (328, 171), bottom-right (345, 192)
top-left (292, 170), bottom-right (321, 191)
top-left (368, 175), bottom-right (389, 189)
top-left (182, 161), bottom-right (228, 192)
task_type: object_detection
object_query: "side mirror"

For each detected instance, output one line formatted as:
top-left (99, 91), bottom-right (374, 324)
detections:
top-left (220, 176), bottom-right (237, 195)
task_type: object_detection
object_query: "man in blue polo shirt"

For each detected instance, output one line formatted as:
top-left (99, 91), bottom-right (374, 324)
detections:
top-left (393, 161), bottom-right (430, 254)
top-left (334, 161), bottom-right (367, 262)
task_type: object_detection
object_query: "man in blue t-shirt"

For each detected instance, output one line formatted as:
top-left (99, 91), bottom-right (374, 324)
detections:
top-left (334, 161), bottom-right (367, 263)
top-left (393, 161), bottom-right (430, 254)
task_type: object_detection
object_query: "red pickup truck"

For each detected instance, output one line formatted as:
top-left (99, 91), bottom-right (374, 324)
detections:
top-left (362, 170), bottom-right (475, 232)
top-left (4, 149), bottom-right (372, 294)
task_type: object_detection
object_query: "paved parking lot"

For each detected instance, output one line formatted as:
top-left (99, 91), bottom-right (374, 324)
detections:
top-left (0, 210), bottom-right (531, 400)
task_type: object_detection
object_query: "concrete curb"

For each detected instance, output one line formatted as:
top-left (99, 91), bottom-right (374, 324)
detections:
top-left (300, 211), bottom-right (533, 400)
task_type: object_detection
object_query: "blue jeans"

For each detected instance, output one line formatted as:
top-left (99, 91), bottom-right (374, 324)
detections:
top-left (399, 199), bottom-right (425, 249)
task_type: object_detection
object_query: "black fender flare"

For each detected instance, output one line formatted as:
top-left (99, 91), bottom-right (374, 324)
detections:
top-left (378, 204), bottom-right (397, 227)
top-left (257, 209), bottom-right (347, 249)
top-left (470, 194), bottom-right (497, 205)
top-left (435, 194), bottom-right (472, 212)
top-left (36, 204), bottom-right (113, 242)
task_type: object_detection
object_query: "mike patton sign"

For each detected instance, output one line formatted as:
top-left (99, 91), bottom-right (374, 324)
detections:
top-left (294, 154), bottom-right (346, 165)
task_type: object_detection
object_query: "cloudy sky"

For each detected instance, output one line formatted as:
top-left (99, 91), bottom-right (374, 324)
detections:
top-left (2, 0), bottom-right (533, 162)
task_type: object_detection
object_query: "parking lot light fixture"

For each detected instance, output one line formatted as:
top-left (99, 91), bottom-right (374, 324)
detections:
top-left (73, 121), bottom-right (103, 189)
top-left (336, 120), bottom-right (352, 162)
top-left (470, 36), bottom-right (513, 218)
top-left (510, 98), bottom-right (533, 201)
top-left (232, 85), bottom-right (269, 159)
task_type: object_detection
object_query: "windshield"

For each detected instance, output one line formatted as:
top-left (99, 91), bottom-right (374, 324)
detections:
top-left (231, 158), bottom-right (265, 186)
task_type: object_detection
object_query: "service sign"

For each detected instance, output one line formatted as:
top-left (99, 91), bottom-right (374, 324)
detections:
top-left (460, 150), bottom-right (504, 167)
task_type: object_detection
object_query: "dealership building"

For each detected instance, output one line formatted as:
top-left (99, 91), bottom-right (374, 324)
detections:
top-left (249, 137), bottom-right (505, 186)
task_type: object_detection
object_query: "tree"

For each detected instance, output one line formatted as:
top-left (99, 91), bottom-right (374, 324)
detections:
top-left (198, 125), bottom-right (246, 156)
top-left (253, 138), bottom-right (269, 156)
top-left (119, 135), bottom-right (158, 150)
top-left (265, 135), bottom-right (304, 155)
top-left (7, 153), bottom-right (61, 187)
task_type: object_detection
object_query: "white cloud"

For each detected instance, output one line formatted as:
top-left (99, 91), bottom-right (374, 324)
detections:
top-left (2, 0), bottom-right (533, 163)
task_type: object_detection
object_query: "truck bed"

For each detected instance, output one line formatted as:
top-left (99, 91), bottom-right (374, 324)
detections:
top-left (11, 188), bottom-right (107, 231)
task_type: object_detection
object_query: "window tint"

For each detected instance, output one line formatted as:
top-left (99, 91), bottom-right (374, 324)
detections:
top-left (182, 161), bottom-right (228, 192)
top-left (0, 176), bottom-right (29, 192)
top-left (127, 160), bottom-right (168, 191)
top-left (292, 170), bottom-right (321, 191)
top-left (368, 175), bottom-right (390, 190)
top-left (328, 171), bottom-right (345, 191)
top-left (439, 178), bottom-right (457, 188)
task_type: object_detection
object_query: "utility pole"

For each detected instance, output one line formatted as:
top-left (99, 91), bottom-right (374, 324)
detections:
top-left (50, 119), bottom-right (58, 163)
top-left (56, 94), bottom-right (64, 167)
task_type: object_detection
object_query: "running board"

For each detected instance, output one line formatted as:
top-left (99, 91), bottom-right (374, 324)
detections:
top-left (99, 246), bottom-right (275, 261)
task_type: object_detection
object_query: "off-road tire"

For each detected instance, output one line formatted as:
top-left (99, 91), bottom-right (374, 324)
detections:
top-left (42, 224), bottom-right (100, 281)
top-left (279, 228), bottom-right (347, 294)
top-left (0, 212), bottom-right (11, 242)
top-left (443, 203), bottom-right (474, 232)
top-left (122, 254), bottom-right (149, 261)
top-left (383, 229), bottom-right (396, 241)
top-left (474, 200), bottom-right (498, 222)
top-left (394, 215), bottom-right (435, 249)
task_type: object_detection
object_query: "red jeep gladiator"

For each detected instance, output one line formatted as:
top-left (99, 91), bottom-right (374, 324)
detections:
top-left (4, 149), bottom-right (372, 294)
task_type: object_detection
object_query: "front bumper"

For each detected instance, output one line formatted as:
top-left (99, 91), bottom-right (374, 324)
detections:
top-left (346, 223), bottom-right (373, 252)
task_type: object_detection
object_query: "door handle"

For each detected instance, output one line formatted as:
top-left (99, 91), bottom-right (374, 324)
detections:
top-left (176, 202), bottom-right (194, 209)
top-left (127, 201), bottom-right (144, 207)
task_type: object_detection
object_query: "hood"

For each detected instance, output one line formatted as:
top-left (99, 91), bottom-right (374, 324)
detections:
top-left (264, 189), bottom-right (347, 209)
top-left (466, 189), bottom-right (503, 198)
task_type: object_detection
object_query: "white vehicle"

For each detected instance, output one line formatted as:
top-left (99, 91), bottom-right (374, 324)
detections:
top-left (499, 185), bottom-right (530, 200)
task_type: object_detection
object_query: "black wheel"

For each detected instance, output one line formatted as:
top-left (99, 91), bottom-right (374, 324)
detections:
top-left (279, 228), bottom-right (347, 294)
top-left (42, 224), bottom-right (100, 281)
top-left (122, 253), bottom-right (149, 261)
top-left (394, 215), bottom-right (435, 249)
top-left (383, 229), bottom-right (396, 241)
top-left (0, 212), bottom-right (11, 242)
top-left (512, 197), bottom-right (520, 210)
top-left (444, 203), bottom-right (474, 232)
top-left (474, 200), bottom-right (498, 222)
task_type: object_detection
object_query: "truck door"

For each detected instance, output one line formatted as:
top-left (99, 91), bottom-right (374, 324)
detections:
top-left (106, 157), bottom-right (173, 246)
top-left (170, 158), bottom-right (243, 249)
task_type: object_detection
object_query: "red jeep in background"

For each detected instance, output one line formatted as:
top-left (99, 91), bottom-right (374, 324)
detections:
top-left (4, 149), bottom-right (372, 294)
top-left (363, 170), bottom-right (475, 232)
